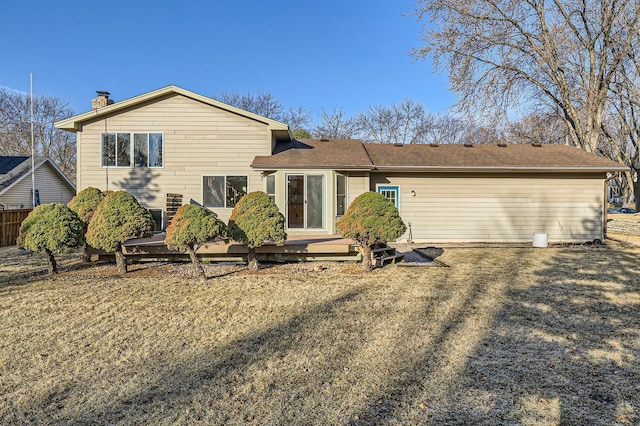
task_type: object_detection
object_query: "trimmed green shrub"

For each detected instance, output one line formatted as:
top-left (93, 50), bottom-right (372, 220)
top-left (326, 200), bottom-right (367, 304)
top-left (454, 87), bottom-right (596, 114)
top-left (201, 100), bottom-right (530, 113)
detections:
top-left (336, 191), bottom-right (406, 271)
top-left (68, 186), bottom-right (106, 262)
top-left (67, 187), bottom-right (105, 224)
top-left (228, 191), bottom-right (286, 271)
top-left (17, 203), bottom-right (84, 274)
top-left (86, 190), bottom-right (154, 273)
top-left (165, 204), bottom-right (228, 279)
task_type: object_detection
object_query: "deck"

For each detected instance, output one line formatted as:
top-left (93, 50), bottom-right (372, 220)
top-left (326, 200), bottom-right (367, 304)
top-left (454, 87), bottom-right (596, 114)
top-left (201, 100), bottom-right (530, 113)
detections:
top-left (104, 233), bottom-right (362, 263)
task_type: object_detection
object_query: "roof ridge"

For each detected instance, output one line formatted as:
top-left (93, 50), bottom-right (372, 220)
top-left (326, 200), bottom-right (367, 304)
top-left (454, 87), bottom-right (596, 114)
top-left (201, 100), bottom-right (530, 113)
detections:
top-left (55, 85), bottom-right (290, 136)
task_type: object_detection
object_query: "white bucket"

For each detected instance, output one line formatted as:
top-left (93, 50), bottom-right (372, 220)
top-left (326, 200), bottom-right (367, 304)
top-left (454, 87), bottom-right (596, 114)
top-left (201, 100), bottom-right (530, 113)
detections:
top-left (532, 232), bottom-right (548, 248)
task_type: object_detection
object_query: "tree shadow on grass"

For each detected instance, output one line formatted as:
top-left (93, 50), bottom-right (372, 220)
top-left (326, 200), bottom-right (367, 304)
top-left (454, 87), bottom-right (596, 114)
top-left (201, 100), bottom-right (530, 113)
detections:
top-left (58, 288), bottom-right (368, 424)
top-left (430, 245), bottom-right (640, 424)
top-left (339, 246), bottom-right (639, 424)
top-left (0, 248), bottom-right (84, 290)
top-left (9, 246), bottom-right (638, 424)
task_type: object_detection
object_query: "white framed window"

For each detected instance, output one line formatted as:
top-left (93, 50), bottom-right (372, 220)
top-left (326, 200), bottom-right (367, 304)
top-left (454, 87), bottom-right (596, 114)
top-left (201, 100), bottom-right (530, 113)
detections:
top-left (101, 132), bottom-right (163, 168)
top-left (336, 173), bottom-right (347, 216)
top-left (203, 175), bottom-right (248, 208)
top-left (377, 185), bottom-right (399, 208)
top-left (265, 174), bottom-right (276, 203)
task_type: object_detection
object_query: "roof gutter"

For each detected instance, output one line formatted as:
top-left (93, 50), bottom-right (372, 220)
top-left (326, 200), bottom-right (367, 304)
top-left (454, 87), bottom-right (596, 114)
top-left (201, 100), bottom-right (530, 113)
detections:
top-left (251, 164), bottom-right (375, 171)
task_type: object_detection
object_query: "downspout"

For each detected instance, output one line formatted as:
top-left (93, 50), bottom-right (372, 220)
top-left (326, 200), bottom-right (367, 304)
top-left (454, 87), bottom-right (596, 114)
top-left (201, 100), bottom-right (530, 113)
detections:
top-left (604, 172), bottom-right (620, 240)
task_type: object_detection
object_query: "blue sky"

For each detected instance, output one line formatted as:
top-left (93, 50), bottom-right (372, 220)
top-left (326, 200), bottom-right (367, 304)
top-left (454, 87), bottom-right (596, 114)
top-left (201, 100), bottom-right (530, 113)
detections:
top-left (0, 0), bottom-right (454, 119)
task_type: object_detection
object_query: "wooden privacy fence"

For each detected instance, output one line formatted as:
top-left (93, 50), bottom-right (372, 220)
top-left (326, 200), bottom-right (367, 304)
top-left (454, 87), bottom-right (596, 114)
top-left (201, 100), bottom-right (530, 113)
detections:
top-left (0, 209), bottom-right (31, 247)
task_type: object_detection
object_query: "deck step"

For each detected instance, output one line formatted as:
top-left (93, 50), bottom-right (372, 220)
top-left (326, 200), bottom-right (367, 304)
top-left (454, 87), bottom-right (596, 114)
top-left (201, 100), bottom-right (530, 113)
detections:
top-left (375, 253), bottom-right (405, 267)
top-left (371, 246), bottom-right (396, 254)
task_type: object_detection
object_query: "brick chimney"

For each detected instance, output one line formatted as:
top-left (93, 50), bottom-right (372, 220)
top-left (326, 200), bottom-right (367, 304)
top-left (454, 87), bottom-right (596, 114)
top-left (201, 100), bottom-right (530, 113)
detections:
top-left (92, 91), bottom-right (114, 109)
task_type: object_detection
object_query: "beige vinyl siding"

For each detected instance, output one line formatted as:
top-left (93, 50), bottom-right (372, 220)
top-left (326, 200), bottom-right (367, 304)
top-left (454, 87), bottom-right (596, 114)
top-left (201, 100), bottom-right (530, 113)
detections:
top-left (344, 171), bottom-right (369, 206)
top-left (77, 93), bottom-right (272, 226)
top-left (370, 172), bottom-right (605, 243)
top-left (0, 162), bottom-right (75, 208)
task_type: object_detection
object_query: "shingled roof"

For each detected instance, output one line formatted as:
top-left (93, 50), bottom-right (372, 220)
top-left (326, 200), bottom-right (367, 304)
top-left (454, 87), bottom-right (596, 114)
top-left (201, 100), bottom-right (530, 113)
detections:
top-left (252, 139), bottom-right (374, 170)
top-left (0, 156), bottom-right (33, 194)
top-left (364, 143), bottom-right (627, 172)
top-left (0, 156), bottom-right (76, 196)
top-left (251, 140), bottom-right (627, 173)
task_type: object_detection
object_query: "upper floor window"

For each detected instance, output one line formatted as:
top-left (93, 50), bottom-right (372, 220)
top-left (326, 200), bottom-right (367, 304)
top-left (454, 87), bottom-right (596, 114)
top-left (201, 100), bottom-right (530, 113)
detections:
top-left (102, 132), bottom-right (163, 167)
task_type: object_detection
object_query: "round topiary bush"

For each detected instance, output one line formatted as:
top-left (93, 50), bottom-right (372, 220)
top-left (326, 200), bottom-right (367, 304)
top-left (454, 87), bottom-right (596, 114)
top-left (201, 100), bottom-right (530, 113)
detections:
top-left (336, 191), bottom-right (406, 271)
top-left (228, 191), bottom-right (286, 270)
top-left (67, 187), bottom-right (105, 225)
top-left (86, 190), bottom-right (155, 273)
top-left (165, 204), bottom-right (228, 279)
top-left (68, 186), bottom-right (106, 262)
top-left (18, 203), bottom-right (85, 274)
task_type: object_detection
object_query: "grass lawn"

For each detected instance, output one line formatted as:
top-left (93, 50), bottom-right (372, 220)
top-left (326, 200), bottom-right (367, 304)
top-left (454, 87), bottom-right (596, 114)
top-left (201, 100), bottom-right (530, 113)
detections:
top-left (1, 244), bottom-right (639, 425)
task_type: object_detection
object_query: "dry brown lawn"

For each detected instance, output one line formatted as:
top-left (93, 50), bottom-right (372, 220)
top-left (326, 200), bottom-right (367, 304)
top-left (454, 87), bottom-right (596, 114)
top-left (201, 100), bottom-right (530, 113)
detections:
top-left (1, 243), bottom-right (639, 425)
top-left (609, 213), bottom-right (640, 222)
top-left (608, 214), bottom-right (640, 246)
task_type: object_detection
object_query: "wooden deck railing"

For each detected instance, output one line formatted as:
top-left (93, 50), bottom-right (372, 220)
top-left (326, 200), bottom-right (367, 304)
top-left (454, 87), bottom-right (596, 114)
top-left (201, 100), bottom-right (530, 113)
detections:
top-left (0, 209), bottom-right (31, 247)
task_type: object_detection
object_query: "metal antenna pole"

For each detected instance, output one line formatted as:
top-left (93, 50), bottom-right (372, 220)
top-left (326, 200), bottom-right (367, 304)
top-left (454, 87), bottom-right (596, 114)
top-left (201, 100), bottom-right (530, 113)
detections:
top-left (30, 73), bottom-right (36, 208)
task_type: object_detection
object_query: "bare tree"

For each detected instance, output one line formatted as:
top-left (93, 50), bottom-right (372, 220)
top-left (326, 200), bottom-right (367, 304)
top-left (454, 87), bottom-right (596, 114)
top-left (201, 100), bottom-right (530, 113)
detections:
top-left (412, 0), bottom-right (640, 154)
top-left (507, 113), bottom-right (568, 145)
top-left (425, 114), bottom-right (468, 145)
top-left (312, 107), bottom-right (361, 139)
top-left (0, 88), bottom-right (76, 181)
top-left (463, 123), bottom-right (508, 145)
top-left (216, 91), bottom-right (284, 121)
top-left (601, 55), bottom-right (640, 209)
top-left (282, 106), bottom-right (312, 139)
top-left (355, 99), bottom-right (436, 144)
top-left (216, 91), bottom-right (312, 138)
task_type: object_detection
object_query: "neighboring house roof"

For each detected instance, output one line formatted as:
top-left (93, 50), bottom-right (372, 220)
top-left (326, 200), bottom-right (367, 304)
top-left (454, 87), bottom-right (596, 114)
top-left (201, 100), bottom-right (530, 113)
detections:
top-left (252, 139), bottom-right (375, 170)
top-left (0, 156), bottom-right (76, 197)
top-left (252, 139), bottom-right (628, 173)
top-left (0, 156), bottom-right (29, 175)
top-left (54, 85), bottom-right (291, 141)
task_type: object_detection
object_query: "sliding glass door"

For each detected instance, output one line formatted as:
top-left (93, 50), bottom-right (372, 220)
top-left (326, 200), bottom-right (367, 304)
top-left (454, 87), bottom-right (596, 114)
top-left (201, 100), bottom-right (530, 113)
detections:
top-left (287, 174), bottom-right (325, 230)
